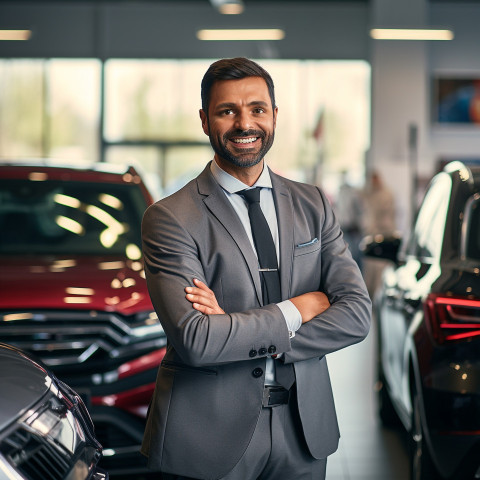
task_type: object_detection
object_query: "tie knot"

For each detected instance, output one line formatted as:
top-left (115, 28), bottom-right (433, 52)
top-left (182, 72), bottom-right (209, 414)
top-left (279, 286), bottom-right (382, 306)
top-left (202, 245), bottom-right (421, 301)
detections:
top-left (240, 187), bottom-right (261, 205)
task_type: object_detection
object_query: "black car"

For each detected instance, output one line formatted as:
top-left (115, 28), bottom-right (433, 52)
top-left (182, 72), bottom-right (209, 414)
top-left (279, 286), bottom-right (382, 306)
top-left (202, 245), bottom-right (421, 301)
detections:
top-left (367, 161), bottom-right (480, 479)
top-left (0, 342), bottom-right (108, 480)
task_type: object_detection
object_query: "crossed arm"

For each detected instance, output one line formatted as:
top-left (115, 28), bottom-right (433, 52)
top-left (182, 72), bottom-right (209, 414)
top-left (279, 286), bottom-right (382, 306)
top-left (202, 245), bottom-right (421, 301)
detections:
top-left (185, 278), bottom-right (330, 324)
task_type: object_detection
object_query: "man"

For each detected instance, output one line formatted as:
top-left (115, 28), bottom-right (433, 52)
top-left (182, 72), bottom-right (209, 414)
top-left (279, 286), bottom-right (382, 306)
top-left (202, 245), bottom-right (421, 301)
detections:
top-left (141, 57), bottom-right (371, 480)
top-left (334, 170), bottom-right (364, 268)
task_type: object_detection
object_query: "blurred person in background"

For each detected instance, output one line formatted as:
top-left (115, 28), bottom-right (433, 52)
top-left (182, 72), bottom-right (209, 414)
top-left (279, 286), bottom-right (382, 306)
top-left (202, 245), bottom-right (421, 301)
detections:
top-left (361, 170), bottom-right (397, 298)
top-left (333, 170), bottom-right (364, 269)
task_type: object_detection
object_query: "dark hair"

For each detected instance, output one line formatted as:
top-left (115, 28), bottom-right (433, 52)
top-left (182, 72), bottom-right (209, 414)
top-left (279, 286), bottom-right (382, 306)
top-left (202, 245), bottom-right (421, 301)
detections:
top-left (201, 57), bottom-right (276, 114)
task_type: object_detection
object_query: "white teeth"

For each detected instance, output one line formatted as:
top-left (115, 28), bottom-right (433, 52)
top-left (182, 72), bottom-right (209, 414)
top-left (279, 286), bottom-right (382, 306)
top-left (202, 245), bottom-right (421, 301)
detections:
top-left (233, 137), bottom-right (257, 144)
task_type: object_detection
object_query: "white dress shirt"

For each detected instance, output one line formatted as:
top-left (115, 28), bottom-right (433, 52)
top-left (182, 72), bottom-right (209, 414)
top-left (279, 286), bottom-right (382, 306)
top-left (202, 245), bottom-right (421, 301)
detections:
top-left (210, 160), bottom-right (302, 384)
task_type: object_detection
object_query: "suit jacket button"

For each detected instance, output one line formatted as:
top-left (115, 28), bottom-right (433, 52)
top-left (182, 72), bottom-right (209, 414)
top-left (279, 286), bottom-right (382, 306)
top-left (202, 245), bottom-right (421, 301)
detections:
top-left (258, 347), bottom-right (267, 356)
top-left (268, 345), bottom-right (276, 354)
top-left (252, 367), bottom-right (263, 378)
top-left (249, 349), bottom-right (257, 358)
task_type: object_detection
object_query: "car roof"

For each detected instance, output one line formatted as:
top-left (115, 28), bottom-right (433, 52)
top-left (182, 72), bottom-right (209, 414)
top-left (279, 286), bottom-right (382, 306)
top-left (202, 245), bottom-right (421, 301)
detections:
top-left (0, 161), bottom-right (144, 184)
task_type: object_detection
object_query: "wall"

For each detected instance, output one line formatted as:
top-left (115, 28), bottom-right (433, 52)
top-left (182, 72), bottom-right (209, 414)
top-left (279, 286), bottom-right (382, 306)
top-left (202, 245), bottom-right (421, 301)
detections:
top-left (430, 3), bottom-right (480, 163)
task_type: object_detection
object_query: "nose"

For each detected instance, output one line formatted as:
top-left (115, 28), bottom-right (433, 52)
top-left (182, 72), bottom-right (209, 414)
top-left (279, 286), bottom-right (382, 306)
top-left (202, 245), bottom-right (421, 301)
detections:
top-left (234, 110), bottom-right (252, 131)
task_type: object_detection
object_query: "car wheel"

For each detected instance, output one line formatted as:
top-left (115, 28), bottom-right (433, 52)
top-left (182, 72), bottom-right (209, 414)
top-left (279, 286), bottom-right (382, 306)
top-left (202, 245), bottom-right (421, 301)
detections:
top-left (410, 390), bottom-right (441, 480)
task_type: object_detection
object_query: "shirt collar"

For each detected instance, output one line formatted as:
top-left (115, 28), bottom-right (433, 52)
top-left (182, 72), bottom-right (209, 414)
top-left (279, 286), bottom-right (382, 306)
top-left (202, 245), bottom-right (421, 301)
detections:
top-left (210, 159), bottom-right (272, 194)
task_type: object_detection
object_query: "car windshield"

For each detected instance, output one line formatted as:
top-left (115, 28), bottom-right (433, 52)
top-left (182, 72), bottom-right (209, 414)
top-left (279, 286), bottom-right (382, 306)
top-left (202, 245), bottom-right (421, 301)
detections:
top-left (0, 178), bottom-right (146, 255)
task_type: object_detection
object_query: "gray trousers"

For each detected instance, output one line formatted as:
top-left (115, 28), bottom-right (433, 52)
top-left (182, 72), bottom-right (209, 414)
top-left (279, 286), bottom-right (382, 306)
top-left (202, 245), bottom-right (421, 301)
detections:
top-left (162, 388), bottom-right (327, 480)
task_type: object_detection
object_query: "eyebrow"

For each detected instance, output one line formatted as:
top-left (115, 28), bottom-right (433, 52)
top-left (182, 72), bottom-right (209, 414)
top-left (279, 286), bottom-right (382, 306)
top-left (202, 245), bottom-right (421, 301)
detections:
top-left (215, 100), bottom-right (270, 110)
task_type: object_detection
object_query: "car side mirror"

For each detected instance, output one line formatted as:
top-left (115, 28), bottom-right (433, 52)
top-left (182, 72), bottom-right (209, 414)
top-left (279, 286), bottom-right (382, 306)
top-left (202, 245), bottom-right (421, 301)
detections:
top-left (360, 234), bottom-right (402, 264)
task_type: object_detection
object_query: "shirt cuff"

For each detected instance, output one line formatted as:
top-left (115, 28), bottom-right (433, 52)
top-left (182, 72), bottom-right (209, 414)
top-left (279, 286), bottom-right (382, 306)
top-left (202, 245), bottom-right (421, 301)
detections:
top-left (277, 300), bottom-right (302, 338)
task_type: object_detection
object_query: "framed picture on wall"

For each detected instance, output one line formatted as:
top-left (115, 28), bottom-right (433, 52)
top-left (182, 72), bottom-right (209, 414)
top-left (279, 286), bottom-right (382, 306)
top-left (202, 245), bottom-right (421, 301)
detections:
top-left (433, 77), bottom-right (480, 125)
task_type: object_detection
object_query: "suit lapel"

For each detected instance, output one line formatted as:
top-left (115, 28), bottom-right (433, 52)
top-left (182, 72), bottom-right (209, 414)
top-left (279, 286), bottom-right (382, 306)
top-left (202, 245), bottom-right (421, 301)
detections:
top-left (270, 170), bottom-right (294, 300)
top-left (197, 164), bottom-right (263, 305)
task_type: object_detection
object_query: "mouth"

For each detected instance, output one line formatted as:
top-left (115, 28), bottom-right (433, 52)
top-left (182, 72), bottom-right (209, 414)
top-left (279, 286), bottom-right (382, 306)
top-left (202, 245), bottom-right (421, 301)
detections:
top-left (230, 136), bottom-right (259, 146)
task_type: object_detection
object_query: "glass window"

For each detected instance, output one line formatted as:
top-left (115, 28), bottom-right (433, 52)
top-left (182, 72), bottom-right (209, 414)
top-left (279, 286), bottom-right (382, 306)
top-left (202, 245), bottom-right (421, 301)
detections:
top-left (162, 145), bottom-right (213, 196)
top-left (0, 58), bottom-right (370, 197)
top-left (0, 60), bottom-right (44, 158)
top-left (0, 59), bottom-right (101, 163)
top-left (105, 59), bottom-right (210, 142)
top-left (48, 60), bottom-right (101, 162)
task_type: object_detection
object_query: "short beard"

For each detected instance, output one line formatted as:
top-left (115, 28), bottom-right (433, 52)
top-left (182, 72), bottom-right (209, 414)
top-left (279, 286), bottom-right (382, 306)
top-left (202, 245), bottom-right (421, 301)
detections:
top-left (210, 128), bottom-right (275, 169)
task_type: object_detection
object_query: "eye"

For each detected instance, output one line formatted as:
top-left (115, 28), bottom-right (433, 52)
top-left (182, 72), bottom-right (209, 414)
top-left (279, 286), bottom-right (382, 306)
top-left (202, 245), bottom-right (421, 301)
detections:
top-left (252, 107), bottom-right (266, 114)
top-left (221, 108), bottom-right (235, 115)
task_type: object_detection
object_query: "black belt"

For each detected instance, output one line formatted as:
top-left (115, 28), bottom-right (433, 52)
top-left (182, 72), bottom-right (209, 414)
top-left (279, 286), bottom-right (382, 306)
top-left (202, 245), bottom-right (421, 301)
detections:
top-left (262, 386), bottom-right (290, 407)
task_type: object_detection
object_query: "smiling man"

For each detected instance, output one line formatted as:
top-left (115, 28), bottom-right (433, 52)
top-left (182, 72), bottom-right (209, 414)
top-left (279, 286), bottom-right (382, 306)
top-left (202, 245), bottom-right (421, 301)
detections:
top-left (141, 57), bottom-right (371, 480)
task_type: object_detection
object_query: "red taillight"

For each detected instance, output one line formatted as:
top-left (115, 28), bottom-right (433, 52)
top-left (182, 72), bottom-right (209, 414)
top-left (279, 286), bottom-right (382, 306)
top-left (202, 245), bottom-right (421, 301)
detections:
top-left (425, 294), bottom-right (480, 343)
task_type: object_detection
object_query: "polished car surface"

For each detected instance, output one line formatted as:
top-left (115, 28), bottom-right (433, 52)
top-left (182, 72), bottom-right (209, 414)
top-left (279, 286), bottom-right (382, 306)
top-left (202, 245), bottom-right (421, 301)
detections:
top-left (367, 161), bottom-right (480, 479)
top-left (0, 342), bottom-right (107, 480)
top-left (0, 162), bottom-right (167, 474)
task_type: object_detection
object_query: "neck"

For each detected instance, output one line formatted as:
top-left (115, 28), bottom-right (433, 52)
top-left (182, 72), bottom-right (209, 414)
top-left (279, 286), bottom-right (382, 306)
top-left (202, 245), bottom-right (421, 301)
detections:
top-left (214, 156), bottom-right (264, 187)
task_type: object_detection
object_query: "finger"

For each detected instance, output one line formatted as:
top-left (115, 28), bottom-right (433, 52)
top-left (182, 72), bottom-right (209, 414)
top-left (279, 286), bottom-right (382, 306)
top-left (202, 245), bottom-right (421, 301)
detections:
top-left (192, 278), bottom-right (212, 293)
top-left (186, 287), bottom-right (212, 298)
top-left (186, 290), bottom-right (214, 304)
top-left (186, 293), bottom-right (214, 308)
top-left (192, 303), bottom-right (214, 315)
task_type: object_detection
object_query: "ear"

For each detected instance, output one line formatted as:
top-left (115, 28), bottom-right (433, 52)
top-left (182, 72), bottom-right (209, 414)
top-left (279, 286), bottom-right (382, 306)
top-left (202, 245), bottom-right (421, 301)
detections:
top-left (199, 109), bottom-right (209, 136)
top-left (273, 107), bottom-right (278, 129)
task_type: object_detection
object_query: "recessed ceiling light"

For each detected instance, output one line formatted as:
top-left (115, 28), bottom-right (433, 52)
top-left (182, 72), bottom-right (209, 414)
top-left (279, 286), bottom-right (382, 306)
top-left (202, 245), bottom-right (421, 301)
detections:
top-left (197, 29), bottom-right (285, 41)
top-left (370, 28), bottom-right (454, 41)
top-left (0, 30), bottom-right (32, 41)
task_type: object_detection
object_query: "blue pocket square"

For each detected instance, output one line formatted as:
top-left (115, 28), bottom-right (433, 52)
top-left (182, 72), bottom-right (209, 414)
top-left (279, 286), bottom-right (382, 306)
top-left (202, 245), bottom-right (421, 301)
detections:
top-left (296, 238), bottom-right (319, 248)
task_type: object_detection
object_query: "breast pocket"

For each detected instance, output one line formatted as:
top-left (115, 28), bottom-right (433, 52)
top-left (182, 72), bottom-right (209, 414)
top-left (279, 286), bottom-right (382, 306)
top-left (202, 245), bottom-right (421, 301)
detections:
top-left (292, 237), bottom-right (321, 293)
top-left (294, 237), bottom-right (320, 256)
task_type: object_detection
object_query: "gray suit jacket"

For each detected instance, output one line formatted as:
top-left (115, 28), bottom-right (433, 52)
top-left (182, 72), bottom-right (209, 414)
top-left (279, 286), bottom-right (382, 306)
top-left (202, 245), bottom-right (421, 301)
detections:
top-left (141, 162), bottom-right (371, 479)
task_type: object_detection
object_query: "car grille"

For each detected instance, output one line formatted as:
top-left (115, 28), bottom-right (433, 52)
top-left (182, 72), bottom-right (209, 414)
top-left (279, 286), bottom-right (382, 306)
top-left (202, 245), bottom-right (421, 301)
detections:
top-left (0, 310), bottom-right (162, 370)
top-left (2, 429), bottom-right (70, 480)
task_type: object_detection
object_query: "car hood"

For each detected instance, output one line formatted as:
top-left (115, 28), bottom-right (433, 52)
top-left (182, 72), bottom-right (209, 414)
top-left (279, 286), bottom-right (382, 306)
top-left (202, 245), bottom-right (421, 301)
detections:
top-left (0, 344), bottom-right (50, 431)
top-left (0, 255), bottom-right (152, 315)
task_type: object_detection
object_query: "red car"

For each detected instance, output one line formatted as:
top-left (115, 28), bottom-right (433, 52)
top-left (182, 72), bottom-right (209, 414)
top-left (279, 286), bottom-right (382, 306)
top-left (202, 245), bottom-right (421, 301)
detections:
top-left (0, 162), bottom-right (167, 475)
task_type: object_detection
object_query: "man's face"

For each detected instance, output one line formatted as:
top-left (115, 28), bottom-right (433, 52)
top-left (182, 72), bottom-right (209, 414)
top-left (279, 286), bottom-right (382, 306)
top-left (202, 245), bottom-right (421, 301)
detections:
top-left (200, 76), bottom-right (278, 172)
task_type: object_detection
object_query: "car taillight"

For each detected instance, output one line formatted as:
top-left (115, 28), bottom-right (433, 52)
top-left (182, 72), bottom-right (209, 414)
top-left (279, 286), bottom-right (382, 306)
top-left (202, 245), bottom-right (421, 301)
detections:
top-left (425, 293), bottom-right (480, 344)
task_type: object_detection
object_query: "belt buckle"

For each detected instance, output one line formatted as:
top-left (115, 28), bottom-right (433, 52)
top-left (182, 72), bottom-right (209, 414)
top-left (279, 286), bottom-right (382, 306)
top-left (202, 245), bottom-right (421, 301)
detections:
top-left (262, 386), bottom-right (272, 407)
top-left (262, 386), bottom-right (289, 407)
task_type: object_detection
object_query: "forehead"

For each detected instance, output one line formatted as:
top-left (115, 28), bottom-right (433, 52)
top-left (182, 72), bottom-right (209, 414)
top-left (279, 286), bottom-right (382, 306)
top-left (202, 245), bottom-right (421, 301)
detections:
top-left (209, 77), bottom-right (271, 108)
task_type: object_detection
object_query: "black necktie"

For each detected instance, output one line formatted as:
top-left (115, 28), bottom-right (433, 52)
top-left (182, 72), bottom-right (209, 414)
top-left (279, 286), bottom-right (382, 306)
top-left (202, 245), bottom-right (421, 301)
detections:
top-left (240, 187), bottom-right (281, 305)
top-left (240, 187), bottom-right (295, 389)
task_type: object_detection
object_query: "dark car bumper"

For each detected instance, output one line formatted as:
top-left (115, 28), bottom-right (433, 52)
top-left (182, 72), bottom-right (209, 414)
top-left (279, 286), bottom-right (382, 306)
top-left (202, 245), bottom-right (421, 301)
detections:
top-left (419, 337), bottom-right (480, 478)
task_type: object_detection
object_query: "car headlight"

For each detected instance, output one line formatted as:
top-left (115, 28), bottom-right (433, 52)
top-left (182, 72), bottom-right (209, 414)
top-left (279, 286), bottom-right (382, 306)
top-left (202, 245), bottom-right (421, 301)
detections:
top-left (26, 376), bottom-right (86, 454)
top-left (0, 375), bottom-right (100, 480)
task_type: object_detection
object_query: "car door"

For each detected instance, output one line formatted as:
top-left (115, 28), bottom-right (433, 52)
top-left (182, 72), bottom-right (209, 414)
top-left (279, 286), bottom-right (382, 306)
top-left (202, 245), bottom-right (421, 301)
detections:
top-left (380, 173), bottom-right (451, 416)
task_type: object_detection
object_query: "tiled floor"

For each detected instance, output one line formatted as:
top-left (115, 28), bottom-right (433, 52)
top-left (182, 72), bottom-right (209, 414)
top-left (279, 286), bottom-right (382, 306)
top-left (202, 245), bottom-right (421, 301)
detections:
top-left (326, 320), bottom-right (410, 480)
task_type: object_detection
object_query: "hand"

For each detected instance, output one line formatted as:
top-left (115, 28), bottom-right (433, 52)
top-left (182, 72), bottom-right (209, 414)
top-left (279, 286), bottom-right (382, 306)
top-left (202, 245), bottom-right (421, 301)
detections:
top-left (290, 291), bottom-right (330, 324)
top-left (185, 278), bottom-right (225, 315)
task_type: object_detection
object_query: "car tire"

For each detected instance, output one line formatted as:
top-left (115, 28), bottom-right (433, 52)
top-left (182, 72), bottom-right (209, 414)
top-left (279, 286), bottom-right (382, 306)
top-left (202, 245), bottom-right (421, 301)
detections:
top-left (410, 390), bottom-right (442, 480)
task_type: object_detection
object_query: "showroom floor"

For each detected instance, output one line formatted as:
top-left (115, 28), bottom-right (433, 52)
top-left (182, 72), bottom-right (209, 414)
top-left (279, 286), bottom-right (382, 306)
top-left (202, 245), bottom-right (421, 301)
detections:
top-left (326, 319), bottom-right (410, 480)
